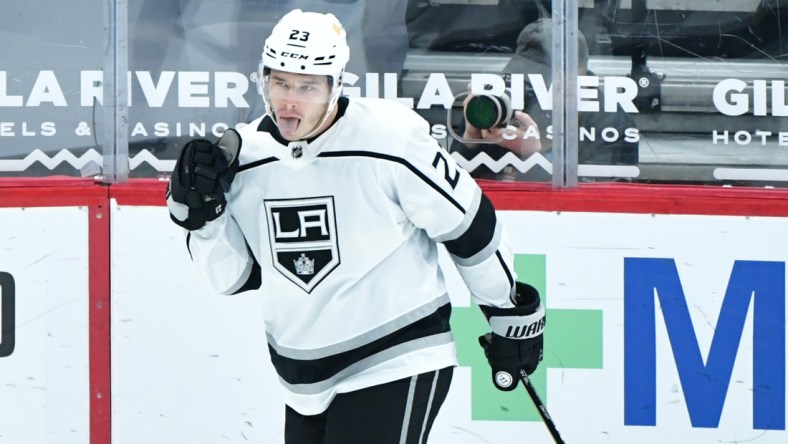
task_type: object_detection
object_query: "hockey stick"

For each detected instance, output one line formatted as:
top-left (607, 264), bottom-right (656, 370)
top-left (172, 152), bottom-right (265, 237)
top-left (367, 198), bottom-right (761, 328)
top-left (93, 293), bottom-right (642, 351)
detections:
top-left (519, 369), bottom-right (565, 444)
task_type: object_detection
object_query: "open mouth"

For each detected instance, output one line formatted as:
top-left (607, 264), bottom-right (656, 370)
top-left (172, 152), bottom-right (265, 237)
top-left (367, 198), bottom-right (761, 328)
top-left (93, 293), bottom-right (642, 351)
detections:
top-left (278, 116), bottom-right (300, 136)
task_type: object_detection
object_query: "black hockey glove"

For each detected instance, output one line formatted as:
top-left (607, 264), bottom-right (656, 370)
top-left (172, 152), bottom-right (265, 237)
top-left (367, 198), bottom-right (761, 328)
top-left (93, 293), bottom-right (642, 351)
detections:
top-left (167, 129), bottom-right (241, 231)
top-left (478, 281), bottom-right (545, 391)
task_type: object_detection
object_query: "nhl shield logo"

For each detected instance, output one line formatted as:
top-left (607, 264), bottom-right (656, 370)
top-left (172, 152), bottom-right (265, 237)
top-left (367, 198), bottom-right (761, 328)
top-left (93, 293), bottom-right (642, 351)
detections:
top-left (264, 196), bottom-right (339, 293)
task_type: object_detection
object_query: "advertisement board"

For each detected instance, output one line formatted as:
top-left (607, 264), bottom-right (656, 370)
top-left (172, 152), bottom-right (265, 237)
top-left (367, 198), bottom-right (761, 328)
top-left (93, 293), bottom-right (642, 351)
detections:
top-left (3, 179), bottom-right (787, 442)
top-left (109, 188), bottom-right (788, 443)
top-left (0, 206), bottom-right (91, 444)
top-left (110, 203), bottom-right (284, 443)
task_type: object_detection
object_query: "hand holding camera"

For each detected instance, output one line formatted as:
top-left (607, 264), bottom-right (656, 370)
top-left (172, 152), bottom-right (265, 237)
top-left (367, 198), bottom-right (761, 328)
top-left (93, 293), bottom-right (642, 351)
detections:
top-left (459, 86), bottom-right (542, 158)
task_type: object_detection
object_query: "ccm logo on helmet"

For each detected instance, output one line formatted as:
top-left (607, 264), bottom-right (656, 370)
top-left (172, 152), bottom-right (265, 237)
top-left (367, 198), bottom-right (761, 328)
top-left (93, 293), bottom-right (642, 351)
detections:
top-left (281, 52), bottom-right (308, 60)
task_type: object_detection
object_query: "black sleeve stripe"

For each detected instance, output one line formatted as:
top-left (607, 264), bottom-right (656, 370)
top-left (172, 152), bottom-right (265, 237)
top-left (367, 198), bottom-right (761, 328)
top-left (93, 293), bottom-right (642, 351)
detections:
top-left (433, 187), bottom-right (481, 244)
top-left (496, 250), bottom-right (516, 289)
top-left (229, 241), bottom-right (262, 293)
top-left (232, 259), bottom-right (262, 294)
top-left (186, 232), bottom-right (193, 259)
top-left (318, 151), bottom-right (465, 213)
top-left (450, 223), bottom-right (502, 267)
top-left (443, 192), bottom-right (497, 259)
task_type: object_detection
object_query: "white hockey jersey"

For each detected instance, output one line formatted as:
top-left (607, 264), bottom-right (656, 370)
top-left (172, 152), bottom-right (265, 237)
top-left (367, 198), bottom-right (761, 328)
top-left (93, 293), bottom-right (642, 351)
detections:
top-left (186, 97), bottom-right (517, 415)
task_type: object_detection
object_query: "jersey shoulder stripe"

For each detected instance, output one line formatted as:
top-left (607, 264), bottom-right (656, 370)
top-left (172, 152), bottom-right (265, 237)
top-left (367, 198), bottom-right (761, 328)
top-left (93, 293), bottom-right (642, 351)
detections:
top-left (318, 150), bottom-right (465, 213)
top-left (239, 156), bottom-right (279, 172)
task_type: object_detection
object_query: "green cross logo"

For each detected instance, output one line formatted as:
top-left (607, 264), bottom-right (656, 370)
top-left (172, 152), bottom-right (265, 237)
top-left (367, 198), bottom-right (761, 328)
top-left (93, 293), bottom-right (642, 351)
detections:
top-left (451, 254), bottom-right (604, 421)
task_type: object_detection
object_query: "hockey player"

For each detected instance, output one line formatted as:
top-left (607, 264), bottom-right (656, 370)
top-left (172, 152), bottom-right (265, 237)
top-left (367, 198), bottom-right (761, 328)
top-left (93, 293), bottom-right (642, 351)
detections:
top-left (166, 9), bottom-right (544, 443)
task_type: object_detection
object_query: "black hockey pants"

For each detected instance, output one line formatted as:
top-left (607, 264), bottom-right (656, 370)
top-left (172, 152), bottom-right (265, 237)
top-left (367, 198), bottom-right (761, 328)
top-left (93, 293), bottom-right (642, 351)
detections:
top-left (284, 366), bottom-right (453, 444)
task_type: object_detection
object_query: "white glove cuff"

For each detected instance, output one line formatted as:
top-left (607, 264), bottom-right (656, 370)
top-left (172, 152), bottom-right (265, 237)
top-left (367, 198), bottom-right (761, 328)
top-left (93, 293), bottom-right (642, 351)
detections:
top-left (488, 304), bottom-right (545, 339)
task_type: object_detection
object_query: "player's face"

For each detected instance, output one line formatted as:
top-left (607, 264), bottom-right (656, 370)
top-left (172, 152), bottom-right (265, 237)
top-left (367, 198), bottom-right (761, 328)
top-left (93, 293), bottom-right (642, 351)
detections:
top-left (267, 70), bottom-right (333, 141)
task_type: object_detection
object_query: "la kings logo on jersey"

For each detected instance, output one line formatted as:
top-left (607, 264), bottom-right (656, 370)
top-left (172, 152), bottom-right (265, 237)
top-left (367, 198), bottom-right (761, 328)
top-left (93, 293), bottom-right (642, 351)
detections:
top-left (264, 196), bottom-right (339, 293)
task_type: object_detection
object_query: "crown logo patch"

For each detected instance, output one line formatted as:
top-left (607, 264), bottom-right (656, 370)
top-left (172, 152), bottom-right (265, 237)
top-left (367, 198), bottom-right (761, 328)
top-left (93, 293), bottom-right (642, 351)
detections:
top-left (294, 253), bottom-right (315, 275)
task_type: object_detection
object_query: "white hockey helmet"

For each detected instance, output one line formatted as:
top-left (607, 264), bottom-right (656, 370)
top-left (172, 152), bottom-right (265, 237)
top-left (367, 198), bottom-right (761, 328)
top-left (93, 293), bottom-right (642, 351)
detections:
top-left (257, 10), bottom-right (350, 119)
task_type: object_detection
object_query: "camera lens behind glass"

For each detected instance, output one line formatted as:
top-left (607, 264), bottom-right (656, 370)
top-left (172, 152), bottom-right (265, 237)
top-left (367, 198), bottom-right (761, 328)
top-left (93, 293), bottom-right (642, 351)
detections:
top-left (465, 94), bottom-right (511, 129)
